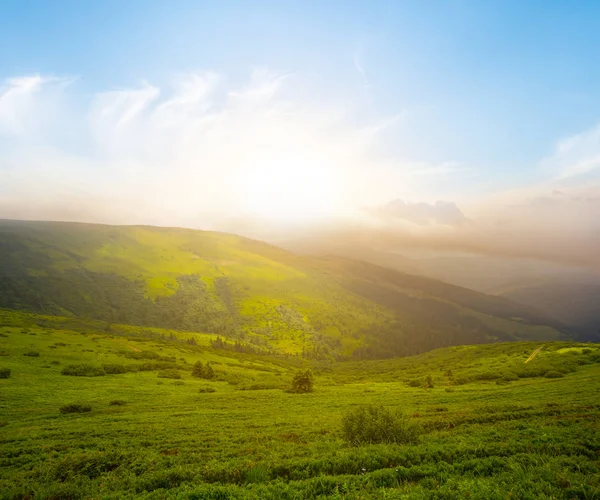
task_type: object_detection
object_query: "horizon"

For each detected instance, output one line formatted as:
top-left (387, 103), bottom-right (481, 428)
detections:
top-left (1, 1), bottom-right (600, 270)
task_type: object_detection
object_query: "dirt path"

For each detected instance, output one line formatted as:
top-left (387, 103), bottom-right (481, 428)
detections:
top-left (525, 346), bottom-right (543, 363)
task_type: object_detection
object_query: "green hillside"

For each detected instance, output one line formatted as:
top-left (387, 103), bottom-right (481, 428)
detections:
top-left (0, 220), bottom-right (566, 359)
top-left (0, 312), bottom-right (598, 499)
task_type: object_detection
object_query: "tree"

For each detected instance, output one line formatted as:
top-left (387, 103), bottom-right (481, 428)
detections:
top-left (289, 369), bottom-right (314, 393)
top-left (192, 361), bottom-right (205, 378)
top-left (192, 361), bottom-right (215, 379)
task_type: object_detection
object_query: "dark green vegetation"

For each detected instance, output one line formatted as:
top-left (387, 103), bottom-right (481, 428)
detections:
top-left (1, 310), bottom-right (599, 499)
top-left (289, 368), bottom-right (315, 393)
top-left (0, 220), bottom-right (567, 359)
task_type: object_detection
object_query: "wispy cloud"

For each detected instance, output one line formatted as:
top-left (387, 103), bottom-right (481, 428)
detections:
top-left (353, 52), bottom-right (370, 90)
top-left (2, 69), bottom-right (458, 225)
top-left (541, 123), bottom-right (600, 181)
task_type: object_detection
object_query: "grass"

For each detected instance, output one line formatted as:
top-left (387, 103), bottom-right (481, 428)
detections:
top-left (1, 315), bottom-right (599, 499)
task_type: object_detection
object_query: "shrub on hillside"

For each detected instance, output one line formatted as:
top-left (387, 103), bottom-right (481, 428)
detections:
top-left (0, 368), bottom-right (11, 379)
top-left (288, 369), bottom-right (314, 393)
top-left (192, 361), bottom-right (215, 379)
top-left (109, 400), bottom-right (127, 406)
top-left (239, 381), bottom-right (282, 391)
top-left (61, 364), bottom-right (105, 377)
top-left (198, 387), bottom-right (216, 393)
top-left (341, 404), bottom-right (421, 445)
top-left (544, 370), bottom-right (564, 379)
top-left (59, 404), bottom-right (92, 414)
top-left (102, 364), bottom-right (129, 374)
top-left (23, 351), bottom-right (40, 357)
top-left (158, 369), bottom-right (182, 379)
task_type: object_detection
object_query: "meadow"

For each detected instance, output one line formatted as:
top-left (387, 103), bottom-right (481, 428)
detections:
top-left (1, 311), bottom-right (599, 499)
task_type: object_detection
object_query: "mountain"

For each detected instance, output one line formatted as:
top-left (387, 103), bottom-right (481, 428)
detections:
top-left (497, 279), bottom-right (600, 341)
top-left (0, 220), bottom-right (567, 359)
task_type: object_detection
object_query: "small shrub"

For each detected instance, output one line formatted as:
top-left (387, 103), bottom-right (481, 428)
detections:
top-left (158, 369), bottom-right (181, 379)
top-left (102, 364), bottom-right (129, 374)
top-left (192, 361), bottom-right (215, 379)
top-left (0, 368), bottom-right (11, 379)
top-left (341, 404), bottom-right (421, 445)
top-left (454, 375), bottom-right (472, 385)
top-left (239, 382), bottom-right (281, 391)
top-left (61, 364), bottom-right (105, 377)
top-left (172, 380), bottom-right (185, 385)
top-left (544, 370), bottom-right (564, 379)
top-left (23, 351), bottom-right (40, 357)
top-left (60, 404), bottom-right (92, 414)
top-left (582, 348), bottom-right (592, 354)
top-left (198, 387), bottom-right (216, 393)
top-left (288, 369), bottom-right (314, 393)
top-left (109, 400), bottom-right (127, 406)
top-left (50, 360), bottom-right (60, 365)
top-left (406, 379), bottom-right (421, 388)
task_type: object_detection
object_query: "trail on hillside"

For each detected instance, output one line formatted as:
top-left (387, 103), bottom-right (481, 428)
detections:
top-left (525, 346), bottom-right (543, 363)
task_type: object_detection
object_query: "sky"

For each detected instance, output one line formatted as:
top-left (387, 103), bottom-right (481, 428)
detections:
top-left (1, 1), bottom-right (599, 268)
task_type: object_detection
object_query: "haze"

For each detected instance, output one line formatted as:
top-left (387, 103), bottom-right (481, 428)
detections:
top-left (1, 1), bottom-right (599, 270)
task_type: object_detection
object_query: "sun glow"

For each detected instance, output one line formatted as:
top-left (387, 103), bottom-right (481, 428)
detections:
top-left (236, 152), bottom-right (340, 221)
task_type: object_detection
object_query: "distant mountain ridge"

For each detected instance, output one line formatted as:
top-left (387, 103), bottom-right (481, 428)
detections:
top-left (0, 220), bottom-right (567, 359)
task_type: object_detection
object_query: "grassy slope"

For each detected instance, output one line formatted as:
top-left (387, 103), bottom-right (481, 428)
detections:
top-left (0, 314), bottom-right (599, 499)
top-left (0, 220), bottom-right (565, 359)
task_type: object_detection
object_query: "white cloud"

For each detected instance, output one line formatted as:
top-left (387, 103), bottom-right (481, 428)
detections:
top-left (542, 123), bottom-right (600, 180)
top-left (0, 70), bottom-right (470, 226)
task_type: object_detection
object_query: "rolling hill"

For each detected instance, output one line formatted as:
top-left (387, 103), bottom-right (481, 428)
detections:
top-left (0, 220), bottom-right (567, 359)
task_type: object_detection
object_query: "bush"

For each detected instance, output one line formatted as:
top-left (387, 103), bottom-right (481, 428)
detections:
top-left (61, 364), bottom-right (105, 377)
top-left (23, 351), bottom-right (40, 357)
top-left (544, 370), bottom-right (564, 378)
top-left (172, 380), bottom-right (185, 385)
top-left (0, 368), bottom-right (11, 379)
top-left (109, 400), bottom-right (127, 406)
top-left (342, 404), bottom-right (421, 445)
top-left (158, 369), bottom-right (182, 379)
top-left (500, 373), bottom-right (519, 382)
top-left (192, 361), bottom-right (215, 379)
top-left (198, 387), bottom-right (216, 393)
top-left (289, 369), bottom-right (314, 393)
top-left (50, 360), bottom-right (60, 365)
top-left (60, 404), bottom-right (92, 414)
top-left (102, 364), bottom-right (129, 374)
top-left (239, 382), bottom-right (281, 391)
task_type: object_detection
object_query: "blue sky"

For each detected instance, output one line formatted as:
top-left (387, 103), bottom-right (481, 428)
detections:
top-left (1, 1), bottom-right (599, 267)
top-left (3, 0), bottom-right (600, 178)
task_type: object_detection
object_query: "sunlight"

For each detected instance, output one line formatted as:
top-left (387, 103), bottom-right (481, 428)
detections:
top-left (237, 151), bottom-right (339, 221)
